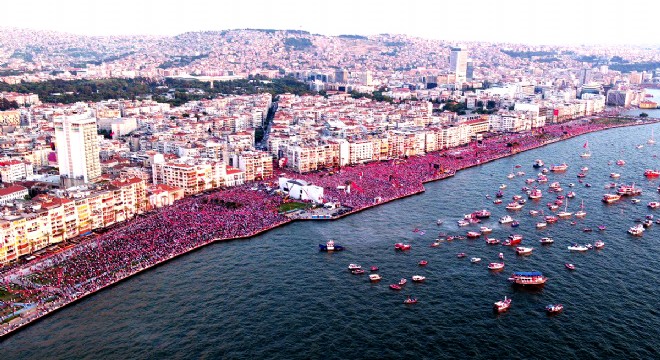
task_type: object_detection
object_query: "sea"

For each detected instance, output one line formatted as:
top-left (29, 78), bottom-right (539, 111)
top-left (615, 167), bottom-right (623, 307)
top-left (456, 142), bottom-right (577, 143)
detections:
top-left (4, 124), bottom-right (660, 359)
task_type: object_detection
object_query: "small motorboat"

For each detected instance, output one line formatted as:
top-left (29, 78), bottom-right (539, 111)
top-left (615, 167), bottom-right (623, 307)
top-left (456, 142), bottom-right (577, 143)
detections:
top-left (583, 227), bottom-right (593, 232)
top-left (412, 275), bottom-right (426, 282)
top-left (594, 240), bottom-right (605, 249)
top-left (598, 225), bottom-right (607, 231)
top-left (457, 219), bottom-right (470, 227)
top-left (568, 183), bottom-right (575, 187)
top-left (648, 202), bottom-right (660, 209)
top-left (457, 253), bottom-right (467, 258)
top-left (404, 296), bottom-right (418, 304)
top-left (629, 224), bottom-right (645, 236)
top-left (539, 237), bottom-right (554, 244)
top-left (585, 244), bottom-right (594, 250)
top-left (529, 210), bottom-right (540, 216)
top-left (470, 257), bottom-right (482, 263)
top-left (399, 278), bottom-right (407, 286)
top-left (480, 226), bottom-right (493, 234)
top-left (348, 264), bottom-right (362, 270)
top-left (394, 243), bottom-right (412, 251)
top-left (352, 269), bottom-right (365, 275)
top-left (511, 221), bottom-right (520, 227)
top-left (545, 304), bottom-right (564, 314)
top-left (436, 219), bottom-right (444, 225)
top-left (369, 274), bottom-right (382, 282)
top-left (488, 262), bottom-right (505, 270)
top-left (565, 263), bottom-right (576, 270)
top-left (430, 239), bottom-right (442, 247)
top-left (493, 296), bottom-right (511, 313)
top-left (567, 244), bottom-right (589, 251)
top-left (581, 166), bottom-right (589, 171)
top-left (499, 215), bottom-right (514, 224)
top-left (616, 160), bottom-right (626, 166)
top-left (485, 237), bottom-right (500, 245)
top-left (370, 266), bottom-right (379, 272)
top-left (467, 231), bottom-right (481, 238)
top-left (536, 222), bottom-right (547, 229)
top-left (389, 284), bottom-right (402, 290)
top-left (418, 260), bottom-right (428, 266)
top-left (319, 240), bottom-right (344, 251)
top-left (515, 247), bottom-right (533, 255)
top-left (585, 183), bottom-right (592, 188)
top-left (500, 184), bottom-right (508, 189)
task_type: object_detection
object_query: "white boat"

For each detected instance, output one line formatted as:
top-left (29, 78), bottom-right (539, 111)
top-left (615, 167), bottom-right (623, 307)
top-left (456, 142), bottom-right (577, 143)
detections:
top-left (632, 198), bottom-right (641, 204)
top-left (488, 262), bottom-right (505, 270)
top-left (648, 128), bottom-right (656, 144)
top-left (480, 226), bottom-right (493, 234)
top-left (506, 202), bottom-right (524, 210)
top-left (536, 222), bottom-right (547, 229)
top-left (369, 274), bottom-right (382, 282)
top-left (580, 141), bottom-right (591, 158)
top-left (628, 224), bottom-right (645, 236)
top-left (539, 237), bottom-right (554, 244)
top-left (575, 200), bottom-right (587, 217)
top-left (567, 244), bottom-right (589, 251)
top-left (610, 173), bottom-right (620, 179)
top-left (507, 173), bottom-right (515, 179)
top-left (581, 166), bottom-right (589, 171)
top-left (458, 219), bottom-right (470, 227)
top-left (411, 275), bottom-right (426, 282)
top-left (500, 184), bottom-right (508, 189)
top-left (499, 215), bottom-right (514, 224)
top-left (550, 163), bottom-right (568, 172)
top-left (470, 257), bottom-right (482, 263)
top-left (556, 198), bottom-right (572, 218)
top-left (515, 246), bottom-right (534, 255)
top-left (616, 160), bottom-right (626, 166)
top-left (529, 210), bottom-right (540, 216)
top-left (493, 296), bottom-right (511, 313)
top-left (348, 264), bottom-right (362, 270)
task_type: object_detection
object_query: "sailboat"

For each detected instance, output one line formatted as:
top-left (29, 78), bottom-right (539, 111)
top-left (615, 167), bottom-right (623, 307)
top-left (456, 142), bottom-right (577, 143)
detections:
top-left (648, 128), bottom-right (656, 145)
top-left (557, 198), bottom-right (573, 218)
top-left (580, 141), bottom-right (591, 158)
top-left (575, 200), bottom-right (587, 217)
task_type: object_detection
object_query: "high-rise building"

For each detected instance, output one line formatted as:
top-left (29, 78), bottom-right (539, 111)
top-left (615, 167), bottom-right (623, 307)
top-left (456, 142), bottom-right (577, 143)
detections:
top-left (54, 112), bottom-right (102, 184)
top-left (466, 60), bottom-right (474, 81)
top-left (579, 68), bottom-right (592, 86)
top-left (449, 47), bottom-right (468, 84)
top-left (335, 68), bottom-right (349, 83)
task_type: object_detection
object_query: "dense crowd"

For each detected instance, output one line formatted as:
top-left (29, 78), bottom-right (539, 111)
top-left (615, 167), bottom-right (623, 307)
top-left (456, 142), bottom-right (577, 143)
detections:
top-left (0, 117), bottom-right (647, 336)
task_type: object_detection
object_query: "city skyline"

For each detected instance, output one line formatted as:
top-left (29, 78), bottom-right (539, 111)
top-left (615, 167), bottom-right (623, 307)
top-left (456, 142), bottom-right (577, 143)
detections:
top-left (3, 0), bottom-right (660, 46)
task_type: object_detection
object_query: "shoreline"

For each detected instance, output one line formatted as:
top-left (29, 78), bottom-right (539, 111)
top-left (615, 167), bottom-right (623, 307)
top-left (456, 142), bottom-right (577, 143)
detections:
top-left (1, 117), bottom-right (656, 339)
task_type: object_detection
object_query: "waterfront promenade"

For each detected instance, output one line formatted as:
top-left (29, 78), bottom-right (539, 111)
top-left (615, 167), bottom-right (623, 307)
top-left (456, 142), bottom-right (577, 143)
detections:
top-left (0, 116), bottom-right (652, 337)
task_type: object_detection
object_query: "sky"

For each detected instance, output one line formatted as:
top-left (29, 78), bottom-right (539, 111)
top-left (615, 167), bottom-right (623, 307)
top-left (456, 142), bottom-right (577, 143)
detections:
top-left (3, 0), bottom-right (660, 45)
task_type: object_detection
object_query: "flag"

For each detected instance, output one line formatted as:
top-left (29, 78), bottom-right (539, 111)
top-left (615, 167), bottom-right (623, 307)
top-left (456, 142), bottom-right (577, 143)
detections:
top-left (583, 141), bottom-right (588, 149)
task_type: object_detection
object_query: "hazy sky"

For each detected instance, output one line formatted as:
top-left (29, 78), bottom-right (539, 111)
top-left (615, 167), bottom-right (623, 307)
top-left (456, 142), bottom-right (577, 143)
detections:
top-left (3, 0), bottom-right (659, 45)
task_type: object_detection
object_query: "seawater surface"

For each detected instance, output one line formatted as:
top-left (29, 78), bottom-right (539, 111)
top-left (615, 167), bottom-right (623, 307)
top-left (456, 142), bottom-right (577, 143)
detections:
top-left (4, 125), bottom-right (660, 359)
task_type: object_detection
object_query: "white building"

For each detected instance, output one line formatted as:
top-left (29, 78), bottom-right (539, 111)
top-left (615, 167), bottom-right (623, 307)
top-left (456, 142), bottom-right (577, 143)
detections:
top-left (450, 47), bottom-right (468, 84)
top-left (0, 159), bottom-right (33, 182)
top-left (278, 177), bottom-right (324, 204)
top-left (0, 185), bottom-right (29, 205)
top-left (54, 112), bottom-right (102, 183)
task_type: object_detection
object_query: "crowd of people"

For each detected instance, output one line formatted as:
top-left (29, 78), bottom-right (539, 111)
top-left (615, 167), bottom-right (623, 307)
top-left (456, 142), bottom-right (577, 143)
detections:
top-left (0, 116), bottom-right (647, 336)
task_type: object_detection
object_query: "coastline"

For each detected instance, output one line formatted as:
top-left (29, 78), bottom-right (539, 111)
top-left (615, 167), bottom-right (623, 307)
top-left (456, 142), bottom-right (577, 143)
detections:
top-left (1, 116), bottom-right (656, 339)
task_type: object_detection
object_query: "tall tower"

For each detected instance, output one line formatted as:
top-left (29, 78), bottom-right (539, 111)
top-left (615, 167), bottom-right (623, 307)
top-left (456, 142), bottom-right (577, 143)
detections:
top-left (449, 47), bottom-right (468, 85)
top-left (54, 111), bottom-right (101, 184)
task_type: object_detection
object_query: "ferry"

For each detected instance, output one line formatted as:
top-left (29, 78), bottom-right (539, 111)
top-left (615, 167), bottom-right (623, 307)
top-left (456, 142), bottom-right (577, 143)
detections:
top-left (539, 237), bottom-right (554, 244)
top-left (515, 246), bottom-right (534, 255)
top-left (528, 189), bottom-right (543, 199)
top-left (488, 262), bottom-right (505, 270)
top-left (493, 296), bottom-right (512, 313)
top-left (565, 263), bottom-right (576, 270)
top-left (648, 202), bottom-right (660, 209)
top-left (394, 243), bottom-right (412, 251)
top-left (628, 224), bottom-right (645, 236)
top-left (369, 274), bottom-right (382, 282)
top-left (485, 237), bottom-right (500, 245)
top-left (602, 194), bottom-right (621, 203)
top-left (567, 244), bottom-right (589, 251)
top-left (545, 304), bottom-right (564, 314)
top-left (594, 240), bottom-right (605, 249)
top-left (644, 169), bottom-right (660, 178)
top-left (411, 275), bottom-right (426, 282)
top-left (550, 163), bottom-right (568, 172)
top-left (617, 184), bottom-right (642, 196)
top-left (508, 271), bottom-right (548, 287)
top-left (499, 215), bottom-right (514, 224)
top-left (505, 202), bottom-right (524, 210)
top-left (319, 240), bottom-right (344, 251)
top-left (533, 159), bottom-right (545, 168)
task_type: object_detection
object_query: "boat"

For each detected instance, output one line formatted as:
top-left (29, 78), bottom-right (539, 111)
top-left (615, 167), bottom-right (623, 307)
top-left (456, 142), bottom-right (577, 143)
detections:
top-left (515, 246), bottom-right (534, 255)
top-left (567, 244), bottom-right (589, 251)
top-left (470, 257), bottom-right (482, 263)
top-left (508, 271), bottom-right (548, 287)
top-left (500, 184), bottom-right (508, 190)
top-left (505, 202), bottom-right (524, 210)
top-left (511, 221), bottom-right (520, 227)
top-left (493, 199), bottom-right (503, 204)
top-left (529, 210), bottom-right (540, 216)
top-left (496, 190), bottom-right (504, 198)
top-left (637, 144), bottom-right (644, 149)
top-left (488, 262), bottom-right (505, 270)
top-left (629, 224), bottom-right (645, 236)
top-left (580, 141), bottom-right (591, 158)
top-left (566, 191), bottom-right (576, 199)
top-left (352, 269), bottom-right (365, 274)
top-left (503, 234), bottom-right (522, 246)
top-left (436, 219), bottom-right (444, 225)
top-left (507, 173), bottom-right (515, 179)
top-left (517, 171), bottom-right (526, 176)
top-left (418, 260), bottom-right (428, 266)
top-left (467, 231), bottom-right (481, 238)
top-left (549, 181), bottom-right (561, 189)
top-left (394, 243), bottom-right (412, 250)
top-left (643, 219), bottom-right (653, 227)
top-left (545, 304), bottom-right (564, 314)
top-left (550, 163), bottom-right (568, 172)
top-left (565, 263), bottom-right (576, 270)
top-left (545, 215), bottom-right (558, 223)
top-left (473, 209), bottom-right (491, 218)
top-left (536, 221), bottom-right (547, 229)
top-left (370, 266), bottom-right (379, 272)
top-left (585, 183), bottom-right (592, 188)
top-left (493, 296), bottom-right (512, 313)
top-left (616, 159), bottom-right (626, 166)
top-left (485, 237), bottom-right (500, 245)
top-left (537, 174), bottom-right (548, 183)
top-left (644, 169), bottom-right (660, 178)
top-left (594, 240), bottom-right (605, 249)
top-left (533, 159), bottom-right (544, 168)
top-left (457, 253), bottom-right (467, 258)
top-left (583, 227), bottom-right (593, 232)
top-left (648, 128), bottom-right (656, 144)
top-left (526, 178), bottom-right (536, 184)
top-left (404, 296), bottom-right (418, 304)
top-left (369, 274), bottom-right (382, 282)
top-left (499, 252), bottom-right (504, 260)
top-left (499, 215), bottom-right (514, 224)
top-left (411, 275), bottom-right (426, 282)
top-left (348, 264), bottom-right (362, 270)
top-left (480, 226), bottom-right (493, 234)
top-left (528, 189), bottom-right (543, 200)
top-left (399, 278), bottom-right (407, 286)
top-left (319, 240), bottom-right (345, 251)
top-left (598, 225), bottom-right (607, 231)
top-left (602, 194), bottom-right (621, 203)
top-left (617, 184), bottom-right (642, 196)
top-left (512, 195), bottom-right (523, 201)
top-left (581, 166), bottom-right (589, 171)
top-left (389, 284), bottom-right (402, 290)
top-left (577, 173), bottom-right (587, 178)
top-left (431, 239), bottom-right (442, 247)
top-left (541, 168), bottom-right (549, 174)
top-left (610, 173), bottom-right (620, 179)
top-left (457, 219), bottom-right (470, 227)
top-left (585, 243), bottom-right (594, 249)
top-left (648, 201), bottom-right (660, 209)
top-left (574, 200), bottom-right (586, 218)
top-left (539, 237), bottom-right (554, 244)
